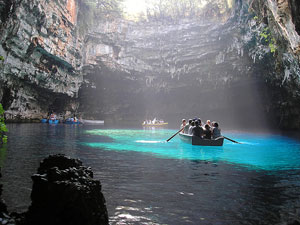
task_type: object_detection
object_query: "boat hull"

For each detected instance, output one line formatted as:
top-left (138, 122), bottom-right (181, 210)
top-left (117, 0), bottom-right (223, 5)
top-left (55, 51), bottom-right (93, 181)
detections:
top-left (64, 121), bottom-right (82, 124)
top-left (82, 119), bottom-right (104, 125)
top-left (41, 119), bottom-right (48, 123)
top-left (179, 133), bottom-right (224, 146)
top-left (48, 119), bottom-right (59, 124)
top-left (142, 123), bottom-right (168, 126)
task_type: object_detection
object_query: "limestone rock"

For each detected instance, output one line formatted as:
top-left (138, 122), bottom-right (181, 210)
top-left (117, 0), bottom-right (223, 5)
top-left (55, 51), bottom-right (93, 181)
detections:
top-left (0, 0), bottom-right (83, 120)
top-left (24, 154), bottom-right (108, 225)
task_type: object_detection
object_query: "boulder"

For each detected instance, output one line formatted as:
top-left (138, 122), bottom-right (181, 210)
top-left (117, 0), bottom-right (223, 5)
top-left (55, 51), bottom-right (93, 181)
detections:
top-left (24, 154), bottom-right (108, 225)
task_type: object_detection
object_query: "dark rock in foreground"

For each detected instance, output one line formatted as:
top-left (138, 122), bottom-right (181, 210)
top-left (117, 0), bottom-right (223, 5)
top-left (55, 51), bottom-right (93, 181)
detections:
top-left (0, 168), bottom-right (11, 225)
top-left (24, 154), bottom-right (108, 225)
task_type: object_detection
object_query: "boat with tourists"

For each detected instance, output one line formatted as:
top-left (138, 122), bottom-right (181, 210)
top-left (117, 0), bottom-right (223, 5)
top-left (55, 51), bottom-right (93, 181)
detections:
top-left (179, 132), bottom-right (224, 146)
top-left (41, 118), bottom-right (59, 124)
top-left (142, 118), bottom-right (168, 127)
top-left (64, 117), bottom-right (82, 124)
top-left (64, 120), bottom-right (82, 124)
top-left (48, 119), bottom-right (59, 124)
top-left (142, 122), bottom-right (168, 127)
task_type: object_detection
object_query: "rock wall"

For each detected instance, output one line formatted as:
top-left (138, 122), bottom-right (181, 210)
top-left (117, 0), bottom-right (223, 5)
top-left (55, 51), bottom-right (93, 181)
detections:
top-left (0, 0), bottom-right (83, 121)
top-left (246, 0), bottom-right (300, 129)
top-left (0, 0), bottom-right (300, 129)
top-left (80, 15), bottom-right (273, 128)
top-left (79, 0), bottom-right (300, 129)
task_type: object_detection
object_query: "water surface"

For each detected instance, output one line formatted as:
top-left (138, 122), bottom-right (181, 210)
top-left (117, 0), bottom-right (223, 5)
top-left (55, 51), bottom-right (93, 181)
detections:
top-left (1, 124), bottom-right (300, 224)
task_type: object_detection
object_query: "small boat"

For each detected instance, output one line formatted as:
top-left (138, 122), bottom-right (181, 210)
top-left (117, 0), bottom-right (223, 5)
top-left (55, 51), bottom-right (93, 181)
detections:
top-left (142, 122), bottom-right (168, 126)
top-left (81, 119), bottom-right (104, 125)
top-left (48, 119), bottom-right (59, 124)
top-left (142, 118), bottom-right (168, 127)
top-left (41, 119), bottom-right (48, 123)
top-left (64, 120), bottom-right (82, 124)
top-left (179, 133), bottom-right (224, 146)
top-left (64, 117), bottom-right (82, 124)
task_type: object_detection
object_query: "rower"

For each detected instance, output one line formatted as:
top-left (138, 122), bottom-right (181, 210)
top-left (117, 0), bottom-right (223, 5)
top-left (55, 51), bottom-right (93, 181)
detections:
top-left (180, 119), bottom-right (186, 133)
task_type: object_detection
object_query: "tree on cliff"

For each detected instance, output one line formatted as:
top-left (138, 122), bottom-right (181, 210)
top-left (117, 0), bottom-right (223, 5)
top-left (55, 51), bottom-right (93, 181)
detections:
top-left (77, 0), bottom-right (124, 35)
top-left (144, 0), bottom-right (234, 22)
top-left (84, 0), bottom-right (124, 18)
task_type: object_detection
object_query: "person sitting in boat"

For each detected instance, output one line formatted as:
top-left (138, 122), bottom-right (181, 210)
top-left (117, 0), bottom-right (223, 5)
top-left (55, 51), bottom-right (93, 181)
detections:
top-left (212, 122), bottom-right (221, 139)
top-left (50, 113), bottom-right (56, 121)
top-left (192, 120), bottom-right (204, 138)
top-left (152, 118), bottom-right (157, 124)
top-left (184, 119), bottom-right (192, 134)
top-left (188, 121), bottom-right (195, 135)
top-left (206, 120), bottom-right (211, 127)
top-left (203, 124), bottom-right (212, 139)
top-left (180, 119), bottom-right (186, 132)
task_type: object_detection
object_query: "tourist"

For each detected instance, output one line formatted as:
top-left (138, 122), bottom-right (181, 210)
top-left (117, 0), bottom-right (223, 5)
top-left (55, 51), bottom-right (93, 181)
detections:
top-left (192, 120), bottom-right (204, 138)
top-left (206, 120), bottom-right (211, 127)
top-left (203, 124), bottom-right (212, 139)
top-left (188, 121), bottom-right (195, 135)
top-left (184, 119), bottom-right (192, 134)
top-left (152, 118), bottom-right (157, 124)
top-left (198, 118), bottom-right (202, 126)
top-left (212, 122), bottom-right (221, 139)
top-left (180, 119), bottom-right (186, 132)
top-left (50, 113), bottom-right (56, 121)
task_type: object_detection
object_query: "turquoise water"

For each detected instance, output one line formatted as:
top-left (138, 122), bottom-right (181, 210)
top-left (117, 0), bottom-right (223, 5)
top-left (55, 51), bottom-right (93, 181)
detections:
top-left (82, 128), bottom-right (300, 171)
top-left (2, 124), bottom-right (300, 224)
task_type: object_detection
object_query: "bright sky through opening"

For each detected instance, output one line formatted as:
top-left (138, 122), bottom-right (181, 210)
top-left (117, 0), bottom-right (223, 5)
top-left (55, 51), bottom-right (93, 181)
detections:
top-left (122, 0), bottom-right (147, 15)
top-left (122, 0), bottom-right (234, 16)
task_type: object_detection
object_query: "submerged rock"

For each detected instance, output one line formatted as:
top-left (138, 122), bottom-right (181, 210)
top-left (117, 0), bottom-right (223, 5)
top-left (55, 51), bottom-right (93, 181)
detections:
top-left (24, 154), bottom-right (108, 225)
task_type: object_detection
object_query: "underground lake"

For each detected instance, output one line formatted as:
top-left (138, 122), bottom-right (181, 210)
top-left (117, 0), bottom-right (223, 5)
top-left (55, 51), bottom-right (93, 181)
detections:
top-left (1, 123), bottom-right (300, 224)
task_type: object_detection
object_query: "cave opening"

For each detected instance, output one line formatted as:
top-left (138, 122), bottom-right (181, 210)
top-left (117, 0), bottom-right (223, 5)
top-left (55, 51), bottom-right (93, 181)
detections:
top-left (1, 87), bottom-right (13, 110)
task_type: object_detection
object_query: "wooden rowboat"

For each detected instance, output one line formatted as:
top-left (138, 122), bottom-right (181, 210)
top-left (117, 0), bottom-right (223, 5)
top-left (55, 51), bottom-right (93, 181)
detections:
top-left (179, 132), bottom-right (224, 146)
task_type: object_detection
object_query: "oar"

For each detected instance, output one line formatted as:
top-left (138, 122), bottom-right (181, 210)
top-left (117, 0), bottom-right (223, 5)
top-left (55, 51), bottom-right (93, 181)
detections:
top-left (166, 127), bottom-right (184, 142)
top-left (223, 136), bottom-right (242, 144)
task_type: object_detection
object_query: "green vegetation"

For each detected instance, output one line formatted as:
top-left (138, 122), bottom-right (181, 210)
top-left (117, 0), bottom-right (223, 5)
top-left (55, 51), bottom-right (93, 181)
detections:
top-left (83, 0), bottom-right (124, 19)
top-left (77, 0), bottom-right (124, 36)
top-left (0, 104), bottom-right (7, 144)
top-left (141, 0), bottom-right (234, 22)
top-left (260, 27), bottom-right (277, 54)
top-left (77, 0), bottom-right (234, 27)
top-left (0, 56), bottom-right (4, 61)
